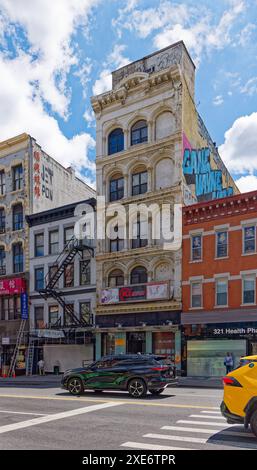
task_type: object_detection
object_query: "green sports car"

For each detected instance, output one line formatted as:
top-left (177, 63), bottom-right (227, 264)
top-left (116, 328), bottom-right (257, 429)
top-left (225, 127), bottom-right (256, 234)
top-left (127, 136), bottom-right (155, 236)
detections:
top-left (61, 354), bottom-right (176, 398)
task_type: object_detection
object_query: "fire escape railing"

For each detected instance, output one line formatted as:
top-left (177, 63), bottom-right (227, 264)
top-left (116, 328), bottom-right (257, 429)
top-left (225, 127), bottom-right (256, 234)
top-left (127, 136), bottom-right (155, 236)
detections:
top-left (38, 235), bottom-right (94, 328)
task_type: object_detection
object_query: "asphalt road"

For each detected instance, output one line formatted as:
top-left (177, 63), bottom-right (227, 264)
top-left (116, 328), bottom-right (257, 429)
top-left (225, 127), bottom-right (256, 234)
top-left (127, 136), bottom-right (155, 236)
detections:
top-left (0, 385), bottom-right (256, 450)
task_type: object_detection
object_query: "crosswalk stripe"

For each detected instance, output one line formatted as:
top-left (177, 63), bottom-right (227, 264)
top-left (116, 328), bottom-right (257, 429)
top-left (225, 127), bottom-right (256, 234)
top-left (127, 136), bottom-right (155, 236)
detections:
top-left (201, 411), bottom-right (222, 414)
top-left (177, 420), bottom-right (237, 427)
top-left (189, 414), bottom-right (226, 420)
top-left (143, 433), bottom-right (257, 450)
top-left (144, 433), bottom-right (207, 445)
top-left (121, 441), bottom-right (192, 451)
top-left (161, 425), bottom-right (255, 438)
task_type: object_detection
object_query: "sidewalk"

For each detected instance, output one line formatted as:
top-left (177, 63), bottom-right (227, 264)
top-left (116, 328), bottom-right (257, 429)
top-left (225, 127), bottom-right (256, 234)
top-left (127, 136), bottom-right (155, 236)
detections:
top-left (177, 376), bottom-right (223, 389)
top-left (0, 374), bottom-right (223, 388)
top-left (0, 374), bottom-right (61, 386)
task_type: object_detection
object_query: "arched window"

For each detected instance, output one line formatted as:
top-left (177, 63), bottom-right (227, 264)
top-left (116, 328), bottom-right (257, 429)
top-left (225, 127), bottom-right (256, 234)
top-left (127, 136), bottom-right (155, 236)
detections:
top-left (108, 269), bottom-right (124, 287)
top-left (110, 225), bottom-right (124, 252)
top-left (13, 204), bottom-right (23, 231)
top-left (130, 266), bottom-right (147, 285)
top-left (109, 175), bottom-right (124, 202)
top-left (132, 170), bottom-right (147, 196)
top-left (13, 242), bottom-right (23, 273)
top-left (108, 128), bottom-right (124, 155)
top-left (131, 120), bottom-right (148, 146)
top-left (0, 208), bottom-right (5, 234)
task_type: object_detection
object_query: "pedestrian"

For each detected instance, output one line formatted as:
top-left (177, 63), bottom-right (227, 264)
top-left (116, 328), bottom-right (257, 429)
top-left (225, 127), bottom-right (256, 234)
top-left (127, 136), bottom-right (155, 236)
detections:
top-left (224, 352), bottom-right (234, 374)
top-left (37, 358), bottom-right (45, 376)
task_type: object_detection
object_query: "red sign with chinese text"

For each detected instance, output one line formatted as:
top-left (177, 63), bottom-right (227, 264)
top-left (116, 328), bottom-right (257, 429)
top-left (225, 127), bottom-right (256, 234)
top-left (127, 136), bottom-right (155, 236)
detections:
top-left (0, 278), bottom-right (26, 295)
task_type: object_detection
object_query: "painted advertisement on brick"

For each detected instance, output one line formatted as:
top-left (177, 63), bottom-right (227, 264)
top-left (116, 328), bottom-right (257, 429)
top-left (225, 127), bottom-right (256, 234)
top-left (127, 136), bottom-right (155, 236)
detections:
top-left (182, 131), bottom-right (236, 203)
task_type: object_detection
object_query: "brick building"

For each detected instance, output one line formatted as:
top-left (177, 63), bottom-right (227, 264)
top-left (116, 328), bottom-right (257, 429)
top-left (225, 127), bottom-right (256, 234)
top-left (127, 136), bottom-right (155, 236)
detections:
top-left (182, 190), bottom-right (257, 377)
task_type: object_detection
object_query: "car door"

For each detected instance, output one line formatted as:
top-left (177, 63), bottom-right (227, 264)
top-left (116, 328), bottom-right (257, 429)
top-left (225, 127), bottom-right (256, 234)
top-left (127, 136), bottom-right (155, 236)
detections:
top-left (84, 359), bottom-right (119, 389)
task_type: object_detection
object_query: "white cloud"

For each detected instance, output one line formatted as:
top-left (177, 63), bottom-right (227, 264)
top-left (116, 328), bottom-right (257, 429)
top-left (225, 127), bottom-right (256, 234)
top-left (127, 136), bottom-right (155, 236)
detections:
top-left (238, 23), bottom-right (256, 46)
top-left (213, 95), bottom-right (224, 106)
top-left (235, 174), bottom-right (257, 193)
top-left (0, 0), bottom-right (99, 184)
top-left (92, 44), bottom-right (130, 95)
top-left (0, 54), bottom-right (95, 177)
top-left (114, 0), bottom-right (246, 66)
top-left (240, 77), bottom-right (257, 96)
top-left (219, 112), bottom-right (257, 174)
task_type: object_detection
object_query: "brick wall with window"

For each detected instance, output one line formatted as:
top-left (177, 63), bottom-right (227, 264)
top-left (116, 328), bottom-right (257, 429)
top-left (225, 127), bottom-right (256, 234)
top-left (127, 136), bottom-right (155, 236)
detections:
top-left (183, 191), bottom-right (257, 313)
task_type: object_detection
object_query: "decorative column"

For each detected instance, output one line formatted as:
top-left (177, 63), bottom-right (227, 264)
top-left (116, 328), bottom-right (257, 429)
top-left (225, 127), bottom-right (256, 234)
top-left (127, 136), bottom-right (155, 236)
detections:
top-left (95, 333), bottom-right (101, 360)
top-left (146, 331), bottom-right (152, 354)
top-left (175, 329), bottom-right (181, 371)
top-left (124, 129), bottom-right (129, 151)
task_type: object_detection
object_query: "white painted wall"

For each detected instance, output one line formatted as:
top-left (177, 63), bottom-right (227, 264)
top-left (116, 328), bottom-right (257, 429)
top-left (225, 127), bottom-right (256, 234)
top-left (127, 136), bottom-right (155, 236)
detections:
top-left (43, 344), bottom-right (94, 373)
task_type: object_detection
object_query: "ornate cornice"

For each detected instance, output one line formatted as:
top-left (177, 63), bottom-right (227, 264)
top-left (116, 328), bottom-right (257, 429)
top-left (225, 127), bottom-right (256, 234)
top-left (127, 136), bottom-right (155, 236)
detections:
top-left (91, 66), bottom-right (181, 114)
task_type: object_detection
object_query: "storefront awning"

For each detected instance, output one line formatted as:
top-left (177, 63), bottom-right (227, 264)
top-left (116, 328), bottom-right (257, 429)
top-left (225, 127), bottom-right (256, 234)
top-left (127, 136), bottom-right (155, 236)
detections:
top-left (182, 309), bottom-right (257, 325)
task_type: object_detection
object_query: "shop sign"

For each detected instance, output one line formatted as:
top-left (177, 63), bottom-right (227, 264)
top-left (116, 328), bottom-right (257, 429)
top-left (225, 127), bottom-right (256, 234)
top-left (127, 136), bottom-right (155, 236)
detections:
top-left (21, 293), bottom-right (29, 320)
top-left (147, 282), bottom-right (169, 301)
top-left (2, 337), bottom-right (10, 345)
top-left (119, 285), bottom-right (146, 302)
top-left (0, 278), bottom-right (26, 296)
top-left (212, 327), bottom-right (257, 336)
top-left (33, 329), bottom-right (65, 338)
top-left (101, 282), bottom-right (169, 304)
top-left (115, 338), bottom-right (125, 347)
top-left (101, 288), bottom-right (119, 304)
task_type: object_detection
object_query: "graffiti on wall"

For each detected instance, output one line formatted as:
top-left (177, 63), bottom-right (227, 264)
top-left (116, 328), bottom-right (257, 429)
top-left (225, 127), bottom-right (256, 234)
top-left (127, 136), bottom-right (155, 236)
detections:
top-left (182, 133), bottom-right (234, 202)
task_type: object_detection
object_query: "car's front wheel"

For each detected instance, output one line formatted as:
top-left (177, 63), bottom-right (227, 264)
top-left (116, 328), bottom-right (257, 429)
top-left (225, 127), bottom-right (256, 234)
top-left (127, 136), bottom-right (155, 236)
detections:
top-left (250, 409), bottom-right (257, 437)
top-left (128, 378), bottom-right (147, 398)
top-left (67, 377), bottom-right (84, 396)
top-left (149, 388), bottom-right (164, 395)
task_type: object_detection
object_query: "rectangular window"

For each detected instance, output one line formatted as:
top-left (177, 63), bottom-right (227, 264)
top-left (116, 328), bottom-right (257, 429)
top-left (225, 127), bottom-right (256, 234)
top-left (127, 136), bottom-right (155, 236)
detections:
top-left (80, 302), bottom-right (91, 324)
top-left (0, 209), bottom-right (5, 234)
top-left (13, 243), bottom-right (23, 273)
top-left (49, 305), bottom-right (60, 327)
top-left (49, 230), bottom-right (59, 255)
top-left (243, 277), bottom-right (255, 304)
top-left (64, 226), bottom-right (74, 246)
top-left (35, 233), bottom-right (44, 257)
top-left (0, 170), bottom-right (5, 195)
top-left (12, 165), bottom-right (23, 191)
top-left (64, 263), bottom-right (74, 287)
top-left (244, 226), bottom-right (256, 254)
top-left (191, 282), bottom-right (202, 308)
top-left (80, 260), bottom-right (91, 285)
top-left (216, 231), bottom-right (228, 258)
top-left (4, 296), bottom-right (21, 320)
top-left (216, 278), bottom-right (228, 306)
top-left (35, 306), bottom-right (44, 329)
top-left (35, 267), bottom-right (44, 291)
top-left (110, 238), bottom-right (124, 252)
top-left (191, 235), bottom-right (202, 261)
top-left (64, 304), bottom-right (74, 326)
top-left (48, 264), bottom-right (59, 287)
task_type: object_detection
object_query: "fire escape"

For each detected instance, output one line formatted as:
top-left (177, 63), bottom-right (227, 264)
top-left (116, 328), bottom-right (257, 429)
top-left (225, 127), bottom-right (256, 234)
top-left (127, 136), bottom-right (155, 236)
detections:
top-left (38, 236), bottom-right (94, 328)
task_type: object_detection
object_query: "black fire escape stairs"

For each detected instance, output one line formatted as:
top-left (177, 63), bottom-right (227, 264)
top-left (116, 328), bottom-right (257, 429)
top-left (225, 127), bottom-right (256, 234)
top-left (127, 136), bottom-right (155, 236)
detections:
top-left (38, 236), bottom-right (94, 328)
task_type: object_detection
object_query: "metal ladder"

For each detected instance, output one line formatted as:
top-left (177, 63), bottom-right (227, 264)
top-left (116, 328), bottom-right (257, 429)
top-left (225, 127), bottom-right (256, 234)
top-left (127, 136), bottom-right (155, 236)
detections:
top-left (8, 319), bottom-right (27, 377)
top-left (26, 338), bottom-right (35, 376)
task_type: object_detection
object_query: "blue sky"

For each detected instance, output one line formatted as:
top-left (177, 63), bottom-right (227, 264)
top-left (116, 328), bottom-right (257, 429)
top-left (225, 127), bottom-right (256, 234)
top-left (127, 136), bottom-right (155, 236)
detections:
top-left (0, 0), bottom-right (257, 191)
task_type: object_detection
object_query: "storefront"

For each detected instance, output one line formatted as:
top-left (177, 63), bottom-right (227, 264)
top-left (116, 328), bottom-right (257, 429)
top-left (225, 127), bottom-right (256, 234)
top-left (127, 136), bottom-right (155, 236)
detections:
top-left (182, 322), bottom-right (257, 377)
top-left (0, 277), bottom-right (28, 374)
top-left (95, 309), bottom-right (182, 370)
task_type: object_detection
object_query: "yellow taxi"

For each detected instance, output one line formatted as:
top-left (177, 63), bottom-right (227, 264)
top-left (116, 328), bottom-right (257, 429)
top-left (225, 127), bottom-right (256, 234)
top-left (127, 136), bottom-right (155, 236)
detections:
top-left (221, 355), bottom-right (257, 437)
